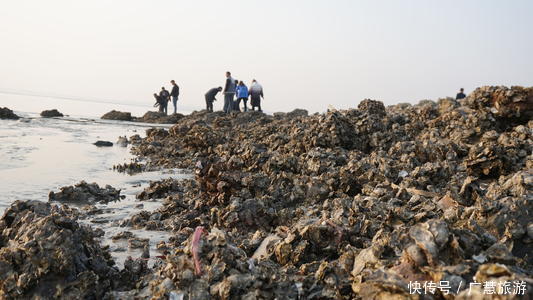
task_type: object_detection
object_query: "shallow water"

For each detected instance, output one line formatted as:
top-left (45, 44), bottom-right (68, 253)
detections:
top-left (0, 113), bottom-right (191, 267)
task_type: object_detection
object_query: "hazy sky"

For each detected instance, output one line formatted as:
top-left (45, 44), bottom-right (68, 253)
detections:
top-left (1, 0), bottom-right (532, 114)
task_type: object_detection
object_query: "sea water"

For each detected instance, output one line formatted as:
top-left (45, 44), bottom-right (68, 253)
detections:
top-left (0, 109), bottom-right (190, 267)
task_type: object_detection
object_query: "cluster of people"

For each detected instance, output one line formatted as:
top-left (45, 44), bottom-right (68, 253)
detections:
top-left (153, 80), bottom-right (180, 115)
top-left (205, 72), bottom-right (264, 113)
top-left (153, 78), bottom-right (462, 115)
top-left (152, 72), bottom-right (264, 114)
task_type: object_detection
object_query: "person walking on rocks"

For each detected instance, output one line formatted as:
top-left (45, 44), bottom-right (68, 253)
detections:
top-left (159, 87), bottom-right (170, 115)
top-left (170, 80), bottom-right (180, 114)
top-left (456, 88), bottom-right (466, 100)
top-left (250, 79), bottom-right (264, 112)
top-left (223, 71), bottom-right (236, 113)
top-left (205, 87), bottom-right (222, 112)
top-left (235, 81), bottom-right (249, 112)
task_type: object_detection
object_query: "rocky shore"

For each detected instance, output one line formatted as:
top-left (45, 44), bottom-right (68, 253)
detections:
top-left (1, 85), bottom-right (532, 299)
top-left (102, 110), bottom-right (184, 124)
top-left (118, 85), bottom-right (533, 299)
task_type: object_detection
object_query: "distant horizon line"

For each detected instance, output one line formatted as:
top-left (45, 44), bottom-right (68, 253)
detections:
top-left (0, 89), bottom-right (155, 108)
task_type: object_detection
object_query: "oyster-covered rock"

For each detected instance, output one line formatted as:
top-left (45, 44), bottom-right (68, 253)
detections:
top-left (122, 87), bottom-right (531, 298)
top-left (49, 181), bottom-right (124, 204)
top-left (101, 110), bottom-right (133, 121)
top-left (0, 200), bottom-right (118, 299)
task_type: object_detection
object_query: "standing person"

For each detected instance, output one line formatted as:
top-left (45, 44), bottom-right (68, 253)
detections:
top-left (249, 79), bottom-right (264, 112)
top-left (456, 88), bottom-right (466, 100)
top-left (159, 87), bottom-right (170, 115)
top-left (233, 79), bottom-right (239, 111)
top-left (235, 81), bottom-right (249, 112)
top-left (170, 80), bottom-right (180, 114)
top-left (223, 71), bottom-right (236, 113)
top-left (153, 93), bottom-right (164, 113)
top-left (205, 87), bottom-right (222, 112)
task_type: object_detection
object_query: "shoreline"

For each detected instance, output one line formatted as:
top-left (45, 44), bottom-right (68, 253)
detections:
top-left (1, 85), bottom-right (532, 298)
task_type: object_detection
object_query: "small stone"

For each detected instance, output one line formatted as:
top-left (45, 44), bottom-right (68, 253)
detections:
top-left (94, 140), bottom-right (113, 147)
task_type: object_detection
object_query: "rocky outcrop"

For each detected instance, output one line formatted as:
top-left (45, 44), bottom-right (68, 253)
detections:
top-left (0, 107), bottom-right (20, 120)
top-left (40, 109), bottom-right (64, 117)
top-left (136, 111), bottom-right (184, 124)
top-left (0, 200), bottom-right (118, 299)
top-left (49, 181), bottom-right (124, 204)
top-left (100, 110), bottom-right (184, 124)
top-left (101, 110), bottom-right (133, 121)
top-left (120, 85), bottom-right (532, 298)
top-left (465, 86), bottom-right (533, 120)
top-left (136, 178), bottom-right (182, 200)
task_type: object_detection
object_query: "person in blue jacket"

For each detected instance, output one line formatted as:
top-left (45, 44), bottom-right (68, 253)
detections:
top-left (235, 81), bottom-right (249, 112)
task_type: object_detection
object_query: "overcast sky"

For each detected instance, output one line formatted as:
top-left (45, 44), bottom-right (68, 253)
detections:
top-left (1, 0), bottom-right (532, 114)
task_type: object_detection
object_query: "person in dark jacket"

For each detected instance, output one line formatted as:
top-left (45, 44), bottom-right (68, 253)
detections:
top-left (159, 87), bottom-right (170, 115)
top-left (235, 81), bottom-right (249, 112)
top-left (223, 71), bottom-right (236, 113)
top-left (153, 93), bottom-right (164, 113)
top-left (249, 79), bottom-right (264, 112)
top-left (205, 87), bottom-right (222, 112)
top-left (456, 88), bottom-right (466, 100)
top-left (170, 80), bottom-right (180, 114)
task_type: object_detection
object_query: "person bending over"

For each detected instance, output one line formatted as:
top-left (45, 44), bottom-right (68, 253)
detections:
top-left (159, 87), bottom-right (170, 115)
top-left (205, 87), bottom-right (222, 112)
top-left (153, 93), bottom-right (164, 113)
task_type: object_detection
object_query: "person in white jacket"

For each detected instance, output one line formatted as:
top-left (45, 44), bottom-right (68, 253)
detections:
top-left (249, 79), bottom-right (264, 112)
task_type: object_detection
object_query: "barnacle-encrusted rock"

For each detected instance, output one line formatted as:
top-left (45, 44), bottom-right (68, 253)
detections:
top-left (137, 111), bottom-right (184, 124)
top-left (100, 110), bottom-right (184, 124)
top-left (101, 110), bottom-right (133, 121)
top-left (0, 200), bottom-right (118, 299)
top-left (49, 181), bottom-right (124, 204)
top-left (121, 86), bottom-right (531, 298)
